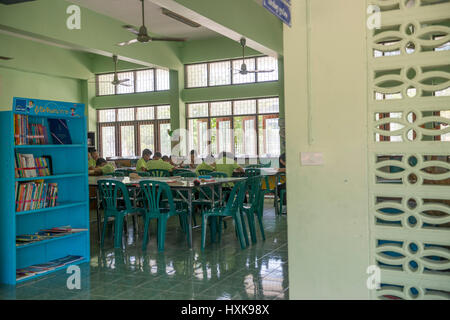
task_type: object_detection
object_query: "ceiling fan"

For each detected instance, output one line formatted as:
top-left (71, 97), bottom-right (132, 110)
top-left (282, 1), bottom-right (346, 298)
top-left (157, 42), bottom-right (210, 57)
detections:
top-left (90, 55), bottom-right (131, 87)
top-left (235, 38), bottom-right (274, 75)
top-left (117, 0), bottom-right (186, 46)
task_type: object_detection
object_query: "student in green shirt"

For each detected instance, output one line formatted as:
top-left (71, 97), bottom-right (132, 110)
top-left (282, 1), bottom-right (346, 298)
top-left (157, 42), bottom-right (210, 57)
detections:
top-left (88, 149), bottom-right (99, 169)
top-left (91, 158), bottom-right (115, 176)
top-left (195, 154), bottom-right (216, 175)
top-left (215, 152), bottom-right (244, 177)
top-left (147, 152), bottom-right (174, 172)
top-left (136, 149), bottom-right (152, 172)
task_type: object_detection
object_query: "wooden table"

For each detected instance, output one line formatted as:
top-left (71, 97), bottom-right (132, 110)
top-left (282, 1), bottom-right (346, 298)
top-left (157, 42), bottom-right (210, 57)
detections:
top-left (88, 176), bottom-right (246, 248)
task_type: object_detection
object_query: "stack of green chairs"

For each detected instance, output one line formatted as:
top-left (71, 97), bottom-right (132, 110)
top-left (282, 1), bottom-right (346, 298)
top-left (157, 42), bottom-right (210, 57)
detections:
top-left (200, 179), bottom-right (248, 250)
top-left (139, 180), bottom-right (190, 252)
top-left (97, 179), bottom-right (145, 248)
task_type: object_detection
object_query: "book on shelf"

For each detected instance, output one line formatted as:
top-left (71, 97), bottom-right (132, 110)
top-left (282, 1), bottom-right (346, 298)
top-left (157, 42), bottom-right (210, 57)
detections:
top-left (16, 255), bottom-right (84, 280)
top-left (16, 225), bottom-right (88, 246)
top-left (15, 153), bottom-right (52, 178)
top-left (48, 118), bottom-right (72, 145)
top-left (15, 181), bottom-right (58, 212)
top-left (13, 114), bottom-right (49, 145)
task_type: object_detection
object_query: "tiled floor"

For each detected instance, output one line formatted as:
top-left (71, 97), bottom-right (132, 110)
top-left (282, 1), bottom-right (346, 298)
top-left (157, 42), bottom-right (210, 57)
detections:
top-left (0, 200), bottom-right (288, 300)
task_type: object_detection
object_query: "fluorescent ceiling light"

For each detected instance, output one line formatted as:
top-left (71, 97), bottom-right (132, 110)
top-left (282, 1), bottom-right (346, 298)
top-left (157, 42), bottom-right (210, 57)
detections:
top-left (161, 8), bottom-right (201, 28)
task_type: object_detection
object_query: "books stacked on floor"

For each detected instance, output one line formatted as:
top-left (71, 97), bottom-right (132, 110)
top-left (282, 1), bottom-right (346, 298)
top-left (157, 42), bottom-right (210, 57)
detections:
top-left (16, 226), bottom-right (88, 247)
top-left (15, 153), bottom-right (52, 178)
top-left (14, 114), bottom-right (49, 145)
top-left (15, 181), bottom-right (58, 212)
top-left (16, 255), bottom-right (84, 281)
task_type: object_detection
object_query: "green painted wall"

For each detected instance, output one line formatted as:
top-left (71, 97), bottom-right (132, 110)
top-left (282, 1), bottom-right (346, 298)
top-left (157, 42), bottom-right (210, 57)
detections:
top-left (0, 67), bottom-right (83, 110)
top-left (284, 0), bottom-right (370, 299)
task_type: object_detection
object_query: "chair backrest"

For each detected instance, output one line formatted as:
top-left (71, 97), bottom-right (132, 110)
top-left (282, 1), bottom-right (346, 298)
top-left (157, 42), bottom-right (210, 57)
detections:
top-left (148, 169), bottom-right (170, 177)
top-left (172, 169), bottom-right (191, 176)
top-left (97, 179), bottom-right (132, 212)
top-left (178, 171), bottom-right (197, 178)
top-left (197, 169), bottom-right (213, 176)
top-left (224, 179), bottom-right (247, 215)
top-left (139, 180), bottom-right (175, 213)
top-left (112, 171), bottom-right (125, 177)
top-left (137, 171), bottom-right (151, 177)
top-left (115, 169), bottom-right (131, 176)
top-left (259, 161), bottom-right (271, 168)
top-left (246, 176), bottom-right (263, 209)
top-left (210, 171), bottom-right (228, 178)
top-left (245, 168), bottom-right (261, 177)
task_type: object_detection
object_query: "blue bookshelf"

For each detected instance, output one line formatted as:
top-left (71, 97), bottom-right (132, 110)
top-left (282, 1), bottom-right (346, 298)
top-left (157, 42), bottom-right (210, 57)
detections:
top-left (0, 97), bottom-right (90, 285)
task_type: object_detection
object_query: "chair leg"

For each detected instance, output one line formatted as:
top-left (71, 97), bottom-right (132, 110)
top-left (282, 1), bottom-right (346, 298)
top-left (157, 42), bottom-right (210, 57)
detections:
top-left (217, 217), bottom-right (223, 243)
top-left (233, 213), bottom-right (247, 249)
top-left (157, 215), bottom-right (168, 252)
top-left (239, 210), bottom-right (249, 247)
top-left (183, 214), bottom-right (190, 246)
top-left (114, 214), bottom-right (124, 248)
top-left (142, 215), bottom-right (150, 251)
top-left (100, 214), bottom-right (108, 248)
top-left (201, 213), bottom-right (208, 250)
top-left (257, 197), bottom-right (266, 241)
top-left (246, 209), bottom-right (257, 244)
top-left (210, 216), bottom-right (217, 243)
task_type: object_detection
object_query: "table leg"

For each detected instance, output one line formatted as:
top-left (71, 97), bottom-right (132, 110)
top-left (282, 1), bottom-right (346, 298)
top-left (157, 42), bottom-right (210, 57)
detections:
top-left (96, 187), bottom-right (101, 243)
top-left (274, 175), bottom-right (279, 216)
top-left (188, 189), bottom-right (193, 249)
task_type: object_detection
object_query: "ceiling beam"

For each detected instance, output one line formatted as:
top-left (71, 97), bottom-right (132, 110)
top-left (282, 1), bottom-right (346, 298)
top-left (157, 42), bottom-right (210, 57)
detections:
top-left (0, 0), bottom-right (183, 70)
top-left (148, 0), bottom-right (283, 57)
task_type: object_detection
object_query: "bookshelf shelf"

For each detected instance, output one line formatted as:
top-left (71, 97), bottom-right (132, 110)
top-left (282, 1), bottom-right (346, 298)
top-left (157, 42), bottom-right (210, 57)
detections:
top-left (16, 258), bottom-right (89, 284)
top-left (0, 97), bottom-right (90, 285)
top-left (15, 173), bottom-right (85, 182)
top-left (15, 144), bottom-right (85, 149)
top-left (15, 201), bottom-right (86, 216)
top-left (16, 231), bottom-right (88, 250)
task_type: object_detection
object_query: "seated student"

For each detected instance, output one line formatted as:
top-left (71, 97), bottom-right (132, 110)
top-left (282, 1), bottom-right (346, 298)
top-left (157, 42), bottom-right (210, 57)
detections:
top-left (147, 151), bottom-right (174, 172)
top-left (162, 155), bottom-right (170, 163)
top-left (91, 158), bottom-right (115, 176)
top-left (195, 154), bottom-right (216, 175)
top-left (88, 149), bottom-right (99, 170)
top-left (136, 149), bottom-right (152, 172)
top-left (215, 151), bottom-right (244, 177)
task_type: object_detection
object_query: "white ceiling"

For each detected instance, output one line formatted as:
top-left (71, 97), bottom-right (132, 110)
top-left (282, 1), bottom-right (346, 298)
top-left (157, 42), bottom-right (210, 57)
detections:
top-left (68, 0), bottom-right (218, 40)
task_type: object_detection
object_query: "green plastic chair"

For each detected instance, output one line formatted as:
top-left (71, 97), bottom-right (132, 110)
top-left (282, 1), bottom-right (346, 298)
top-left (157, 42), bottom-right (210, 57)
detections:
top-left (115, 169), bottom-right (133, 176)
top-left (244, 168), bottom-right (261, 177)
top-left (210, 171), bottom-right (227, 178)
top-left (97, 179), bottom-right (144, 248)
top-left (137, 171), bottom-right (151, 177)
top-left (200, 179), bottom-right (248, 250)
top-left (139, 180), bottom-right (190, 252)
top-left (172, 169), bottom-right (193, 176)
top-left (148, 169), bottom-right (170, 177)
top-left (197, 169), bottom-right (213, 176)
top-left (178, 171), bottom-right (197, 178)
top-left (241, 176), bottom-right (265, 244)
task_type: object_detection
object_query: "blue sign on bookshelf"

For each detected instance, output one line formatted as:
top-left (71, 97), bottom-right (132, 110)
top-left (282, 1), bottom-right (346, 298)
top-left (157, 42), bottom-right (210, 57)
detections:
top-left (263, 0), bottom-right (291, 27)
top-left (13, 97), bottom-right (84, 118)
